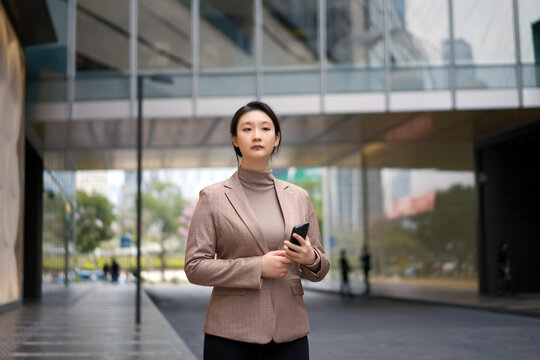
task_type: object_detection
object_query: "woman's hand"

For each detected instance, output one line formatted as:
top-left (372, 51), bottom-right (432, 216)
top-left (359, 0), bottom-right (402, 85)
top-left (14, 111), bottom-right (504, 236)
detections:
top-left (284, 234), bottom-right (317, 265)
top-left (262, 250), bottom-right (293, 278)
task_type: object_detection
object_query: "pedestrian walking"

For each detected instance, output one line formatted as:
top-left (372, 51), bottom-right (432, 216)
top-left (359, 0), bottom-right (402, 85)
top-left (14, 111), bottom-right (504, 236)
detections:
top-left (185, 101), bottom-right (330, 360)
top-left (102, 262), bottom-right (109, 282)
top-left (360, 245), bottom-right (371, 295)
top-left (111, 258), bottom-right (120, 284)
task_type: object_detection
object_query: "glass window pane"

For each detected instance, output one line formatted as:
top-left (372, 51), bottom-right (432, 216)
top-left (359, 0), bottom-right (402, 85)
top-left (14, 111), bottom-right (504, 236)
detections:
top-left (263, 68), bottom-right (320, 95)
top-left (25, 0), bottom-right (69, 103)
top-left (518, 0), bottom-right (540, 87)
top-left (262, 0), bottom-right (318, 67)
top-left (75, 72), bottom-right (130, 100)
top-left (368, 167), bottom-right (477, 285)
top-left (138, 0), bottom-right (191, 70)
top-left (453, 0), bottom-right (516, 89)
top-left (199, 71), bottom-right (255, 96)
top-left (76, 0), bottom-right (130, 100)
top-left (388, 0), bottom-right (450, 91)
top-left (76, 0), bottom-right (130, 71)
top-left (326, 0), bottom-right (384, 92)
top-left (454, 0), bottom-right (515, 64)
top-left (262, 0), bottom-right (319, 94)
top-left (143, 75), bottom-right (192, 98)
top-left (200, 0), bottom-right (254, 69)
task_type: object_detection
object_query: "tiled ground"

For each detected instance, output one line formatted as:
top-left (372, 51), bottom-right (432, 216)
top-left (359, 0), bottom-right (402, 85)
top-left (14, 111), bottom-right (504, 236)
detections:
top-left (0, 284), bottom-right (196, 359)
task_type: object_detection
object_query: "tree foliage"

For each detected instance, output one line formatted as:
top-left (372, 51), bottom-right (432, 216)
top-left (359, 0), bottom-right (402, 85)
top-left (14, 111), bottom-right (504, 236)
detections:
top-left (141, 181), bottom-right (187, 279)
top-left (142, 181), bottom-right (187, 239)
top-left (413, 185), bottom-right (476, 268)
top-left (76, 190), bottom-right (116, 254)
top-left (369, 185), bottom-right (476, 277)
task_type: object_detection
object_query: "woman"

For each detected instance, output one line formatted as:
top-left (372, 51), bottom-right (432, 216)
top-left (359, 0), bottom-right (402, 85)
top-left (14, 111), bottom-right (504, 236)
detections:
top-left (185, 101), bottom-right (330, 360)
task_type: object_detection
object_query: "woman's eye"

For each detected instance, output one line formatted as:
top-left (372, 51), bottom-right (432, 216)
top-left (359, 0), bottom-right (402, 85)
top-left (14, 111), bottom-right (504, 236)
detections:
top-left (263, 127), bottom-right (271, 131)
top-left (242, 128), bottom-right (251, 132)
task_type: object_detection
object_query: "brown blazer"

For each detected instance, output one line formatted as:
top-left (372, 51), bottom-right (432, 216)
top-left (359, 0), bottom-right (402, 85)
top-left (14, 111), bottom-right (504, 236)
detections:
top-left (184, 171), bottom-right (330, 344)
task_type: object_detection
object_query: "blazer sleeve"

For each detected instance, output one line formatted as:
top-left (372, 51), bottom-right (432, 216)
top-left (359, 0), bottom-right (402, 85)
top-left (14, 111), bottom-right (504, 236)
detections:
top-left (300, 194), bottom-right (330, 282)
top-left (184, 188), bottom-right (263, 290)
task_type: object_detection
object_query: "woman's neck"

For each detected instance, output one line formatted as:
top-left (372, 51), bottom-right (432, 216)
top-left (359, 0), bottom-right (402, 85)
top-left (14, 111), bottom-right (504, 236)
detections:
top-left (240, 159), bottom-right (270, 172)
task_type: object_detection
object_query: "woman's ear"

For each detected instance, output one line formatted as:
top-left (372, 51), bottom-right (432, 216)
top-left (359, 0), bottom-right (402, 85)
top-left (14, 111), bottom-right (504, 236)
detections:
top-left (274, 132), bottom-right (281, 147)
top-left (231, 134), bottom-right (238, 147)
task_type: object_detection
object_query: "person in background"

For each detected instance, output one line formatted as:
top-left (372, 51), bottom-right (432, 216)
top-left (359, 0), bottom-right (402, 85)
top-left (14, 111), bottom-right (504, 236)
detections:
top-left (339, 249), bottom-right (353, 299)
top-left (111, 258), bottom-right (120, 284)
top-left (185, 101), bottom-right (330, 360)
top-left (360, 245), bottom-right (371, 295)
top-left (102, 262), bottom-right (109, 282)
top-left (496, 242), bottom-right (512, 296)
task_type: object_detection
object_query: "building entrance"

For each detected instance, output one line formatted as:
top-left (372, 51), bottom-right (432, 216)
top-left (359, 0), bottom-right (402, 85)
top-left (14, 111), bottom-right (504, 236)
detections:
top-left (477, 121), bottom-right (540, 294)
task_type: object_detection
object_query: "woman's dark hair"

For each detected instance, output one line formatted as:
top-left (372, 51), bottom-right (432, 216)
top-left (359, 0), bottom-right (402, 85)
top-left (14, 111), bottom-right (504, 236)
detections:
top-left (230, 101), bottom-right (281, 162)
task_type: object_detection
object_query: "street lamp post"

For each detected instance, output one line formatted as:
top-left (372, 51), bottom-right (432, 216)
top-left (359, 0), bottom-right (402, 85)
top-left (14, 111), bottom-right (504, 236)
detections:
top-left (136, 73), bottom-right (173, 325)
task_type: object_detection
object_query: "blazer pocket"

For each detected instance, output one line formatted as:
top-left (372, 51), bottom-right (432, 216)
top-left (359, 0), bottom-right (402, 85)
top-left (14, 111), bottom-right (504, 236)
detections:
top-left (290, 280), bottom-right (304, 296)
top-left (214, 287), bottom-right (246, 296)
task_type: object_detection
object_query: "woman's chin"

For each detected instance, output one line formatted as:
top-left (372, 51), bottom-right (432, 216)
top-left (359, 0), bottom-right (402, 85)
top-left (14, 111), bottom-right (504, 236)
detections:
top-left (244, 152), bottom-right (272, 161)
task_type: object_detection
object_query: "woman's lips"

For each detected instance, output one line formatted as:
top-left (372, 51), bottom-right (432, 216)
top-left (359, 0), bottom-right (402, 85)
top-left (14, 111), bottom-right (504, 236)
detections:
top-left (251, 145), bottom-right (263, 150)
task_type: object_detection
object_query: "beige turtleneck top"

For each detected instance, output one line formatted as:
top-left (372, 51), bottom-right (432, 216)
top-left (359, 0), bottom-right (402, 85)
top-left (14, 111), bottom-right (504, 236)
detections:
top-left (238, 167), bottom-right (285, 251)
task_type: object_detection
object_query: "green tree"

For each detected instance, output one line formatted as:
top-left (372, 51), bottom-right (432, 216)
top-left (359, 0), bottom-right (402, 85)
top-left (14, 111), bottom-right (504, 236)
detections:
top-left (141, 181), bottom-right (187, 281)
top-left (370, 219), bottom-right (422, 276)
top-left (76, 190), bottom-right (116, 255)
top-left (413, 185), bottom-right (476, 277)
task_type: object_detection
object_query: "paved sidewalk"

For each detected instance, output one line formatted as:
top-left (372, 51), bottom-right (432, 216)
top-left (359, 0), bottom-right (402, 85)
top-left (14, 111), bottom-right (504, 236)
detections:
top-left (0, 283), bottom-right (196, 359)
top-left (303, 277), bottom-right (540, 318)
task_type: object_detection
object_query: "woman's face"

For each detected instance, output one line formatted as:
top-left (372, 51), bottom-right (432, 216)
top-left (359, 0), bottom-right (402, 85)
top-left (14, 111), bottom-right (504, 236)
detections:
top-left (231, 110), bottom-right (280, 164)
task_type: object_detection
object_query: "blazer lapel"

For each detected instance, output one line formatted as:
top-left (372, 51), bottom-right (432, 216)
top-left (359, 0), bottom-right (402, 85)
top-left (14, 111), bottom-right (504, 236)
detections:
top-left (224, 172), bottom-right (269, 253)
top-left (273, 178), bottom-right (292, 242)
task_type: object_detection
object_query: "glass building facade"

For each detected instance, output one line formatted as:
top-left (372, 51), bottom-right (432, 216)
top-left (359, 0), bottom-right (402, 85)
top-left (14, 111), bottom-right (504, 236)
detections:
top-left (25, 0), bottom-right (540, 104)
top-left (18, 0), bottom-right (540, 296)
top-left (42, 166), bottom-right (76, 288)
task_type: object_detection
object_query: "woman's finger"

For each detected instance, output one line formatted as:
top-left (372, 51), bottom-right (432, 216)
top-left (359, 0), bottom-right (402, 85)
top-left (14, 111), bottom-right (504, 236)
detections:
top-left (283, 240), bottom-right (301, 252)
top-left (292, 233), bottom-right (306, 245)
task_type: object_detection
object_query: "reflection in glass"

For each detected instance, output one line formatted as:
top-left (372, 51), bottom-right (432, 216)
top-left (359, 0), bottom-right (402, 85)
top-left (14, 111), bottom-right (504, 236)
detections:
top-left (324, 140), bottom-right (478, 288)
top-left (75, 72), bottom-right (131, 100)
top-left (43, 167), bottom-right (76, 286)
top-left (199, 72), bottom-right (256, 96)
top-left (138, 0), bottom-right (191, 70)
top-left (263, 68), bottom-right (320, 94)
top-left (200, 0), bottom-right (254, 69)
top-left (325, 167), bottom-right (366, 269)
top-left (453, 0), bottom-right (516, 89)
top-left (76, 0), bottom-right (130, 100)
top-left (388, 0), bottom-right (449, 91)
top-left (326, 0), bottom-right (384, 92)
top-left (369, 168), bottom-right (477, 285)
top-left (262, 0), bottom-right (319, 94)
top-left (199, 0), bottom-right (255, 96)
top-left (76, 0), bottom-right (130, 71)
top-left (262, 0), bottom-right (318, 67)
top-left (143, 75), bottom-right (192, 98)
top-left (25, 0), bottom-right (69, 103)
top-left (518, 0), bottom-right (540, 87)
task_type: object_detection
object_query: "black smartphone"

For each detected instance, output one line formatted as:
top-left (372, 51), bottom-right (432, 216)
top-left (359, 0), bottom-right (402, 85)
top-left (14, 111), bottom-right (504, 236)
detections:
top-left (289, 222), bottom-right (310, 247)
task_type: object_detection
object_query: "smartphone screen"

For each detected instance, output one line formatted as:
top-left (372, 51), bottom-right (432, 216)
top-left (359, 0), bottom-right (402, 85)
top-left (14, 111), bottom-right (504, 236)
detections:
top-left (290, 222), bottom-right (309, 247)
